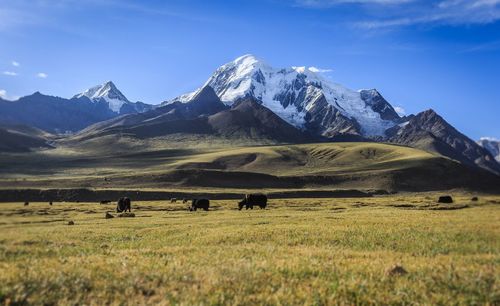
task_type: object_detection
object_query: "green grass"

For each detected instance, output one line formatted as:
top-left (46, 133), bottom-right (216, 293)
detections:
top-left (1, 194), bottom-right (499, 304)
top-left (0, 142), bottom-right (441, 189)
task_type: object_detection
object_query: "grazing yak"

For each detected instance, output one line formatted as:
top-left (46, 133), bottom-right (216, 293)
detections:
top-left (438, 196), bottom-right (453, 204)
top-left (239, 194), bottom-right (267, 210)
top-left (189, 199), bottom-right (209, 211)
top-left (171, 198), bottom-right (177, 203)
top-left (100, 200), bottom-right (112, 205)
top-left (116, 197), bottom-right (132, 213)
top-left (24, 202), bottom-right (29, 206)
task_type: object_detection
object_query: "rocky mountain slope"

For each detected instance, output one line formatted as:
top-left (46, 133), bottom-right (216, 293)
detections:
top-left (0, 82), bottom-right (152, 134)
top-left (478, 138), bottom-right (500, 162)
top-left (0, 93), bottom-right (116, 133)
top-left (76, 86), bottom-right (313, 144)
top-left (0, 124), bottom-right (53, 152)
top-left (1, 55), bottom-right (498, 177)
top-left (163, 55), bottom-right (498, 175)
top-left (387, 110), bottom-right (500, 174)
top-left (168, 55), bottom-right (401, 137)
top-left (73, 81), bottom-right (152, 114)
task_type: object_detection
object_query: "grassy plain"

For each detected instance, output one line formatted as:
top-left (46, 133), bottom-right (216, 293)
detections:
top-left (0, 141), bottom-right (483, 191)
top-left (0, 194), bottom-right (499, 305)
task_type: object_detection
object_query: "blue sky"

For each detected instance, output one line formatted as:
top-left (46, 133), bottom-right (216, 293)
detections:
top-left (0, 0), bottom-right (499, 139)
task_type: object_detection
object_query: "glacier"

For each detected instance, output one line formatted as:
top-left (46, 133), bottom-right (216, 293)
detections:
top-left (173, 54), bottom-right (400, 137)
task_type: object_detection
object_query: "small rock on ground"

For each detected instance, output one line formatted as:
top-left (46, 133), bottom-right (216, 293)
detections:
top-left (386, 265), bottom-right (408, 276)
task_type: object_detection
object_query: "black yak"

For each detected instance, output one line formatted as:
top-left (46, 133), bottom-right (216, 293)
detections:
top-left (190, 199), bottom-right (209, 211)
top-left (438, 196), bottom-right (453, 204)
top-left (239, 194), bottom-right (267, 210)
top-left (171, 198), bottom-right (177, 203)
top-left (116, 197), bottom-right (131, 213)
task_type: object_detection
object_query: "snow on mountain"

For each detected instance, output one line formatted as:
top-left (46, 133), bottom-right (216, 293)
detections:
top-left (478, 137), bottom-right (500, 162)
top-left (173, 54), bottom-right (400, 137)
top-left (73, 81), bottom-right (131, 113)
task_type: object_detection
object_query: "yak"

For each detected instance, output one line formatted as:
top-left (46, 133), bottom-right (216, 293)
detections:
top-left (116, 197), bottom-right (132, 213)
top-left (239, 194), bottom-right (267, 210)
top-left (189, 199), bottom-right (209, 211)
top-left (438, 196), bottom-right (453, 204)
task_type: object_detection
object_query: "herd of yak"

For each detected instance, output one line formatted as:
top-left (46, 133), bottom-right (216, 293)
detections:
top-left (112, 194), bottom-right (268, 212)
top-left (22, 194), bottom-right (464, 212)
top-left (21, 194), bottom-right (268, 212)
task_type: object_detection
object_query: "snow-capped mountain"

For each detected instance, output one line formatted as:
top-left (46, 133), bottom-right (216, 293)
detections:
top-left (74, 81), bottom-right (152, 114)
top-left (161, 54), bottom-right (500, 175)
top-left (171, 54), bottom-right (401, 137)
top-left (478, 138), bottom-right (500, 162)
top-left (0, 92), bottom-right (118, 133)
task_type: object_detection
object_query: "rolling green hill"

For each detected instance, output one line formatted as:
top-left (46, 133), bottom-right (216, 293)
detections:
top-left (1, 141), bottom-right (498, 192)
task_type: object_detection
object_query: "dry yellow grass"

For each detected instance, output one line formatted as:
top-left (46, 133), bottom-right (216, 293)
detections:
top-left (0, 142), bottom-right (443, 190)
top-left (0, 194), bottom-right (499, 305)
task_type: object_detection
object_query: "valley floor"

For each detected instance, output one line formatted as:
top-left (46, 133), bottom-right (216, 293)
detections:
top-left (0, 194), bottom-right (499, 304)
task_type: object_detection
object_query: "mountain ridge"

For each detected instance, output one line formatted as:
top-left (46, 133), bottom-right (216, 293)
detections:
top-left (0, 82), bottom-right (153, 133)
top-left (478, 138), bottom-right (500, 162)
top-left (160, 54), bottom-right (498, 175)
top-left (167, 54), bottom-right (400, 137)
top-left (0, 55), bottom-right (498, 177)
top-left (73, 81), bottom-right (153, 114)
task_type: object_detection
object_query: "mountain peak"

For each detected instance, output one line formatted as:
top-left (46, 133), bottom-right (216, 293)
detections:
top-left (73, 81), bottom-right (130, 113)
top-left (196, 55), bottom-right (399, 136)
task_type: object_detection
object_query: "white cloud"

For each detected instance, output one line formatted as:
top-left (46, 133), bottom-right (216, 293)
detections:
top-left (479, 136), bottom-right (499, 141)
top-left (36, 72), bottom-right (48, 78)
top-left (297, 0), bottom-right (413, 7)
top-left (357, 1), bottom-right (500, 28)
top-left (308, 66), bottom-right (333, 73)
top-left (297, 0), bottom-right (500, 28)
top-left (394, 106), bottom-right (406, 116)
top-left (11, 61), bottom-right (20, 67)
top-left (3, 71), bottom-right (18, 76)
top-left (0, 89), bottom-right (18, 100)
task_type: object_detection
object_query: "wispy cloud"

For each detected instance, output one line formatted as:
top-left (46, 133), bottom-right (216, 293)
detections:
top-left (11, 61), bottom-right (20, 67)
top-left (0, 7), bottom-right (41, 32)
top-left (296, 0), bottom-right (414, 7)
top-left (0, 89), bottom-right (18, 100)
top-left (296, 0), bottom-right (500, 28)
top-left (0, 0), bottom-right (213, 34)
top-left (308, 66), bottom-right (333, 73)
top-left (36, 72), bottom-right (48, 78)
top-left (480, 136), bottom-right (498, 141)
top-left (394, 106), bottom-right (406, 116)
top-left (460, 40), bottom-right (500, 53)
top-left (3, 71), bottom-right (18, 76)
